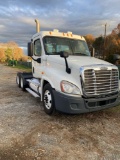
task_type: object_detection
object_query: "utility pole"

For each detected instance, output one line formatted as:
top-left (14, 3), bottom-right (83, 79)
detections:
top-left (103, 23), bottom-right (107, 59)
top-left (104, 23), bottom-right (107, 39)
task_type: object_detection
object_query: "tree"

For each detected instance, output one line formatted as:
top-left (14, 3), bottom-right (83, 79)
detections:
top-left (0, 48), bottom-right (6, 62)
top-left (14, 48), bottom-right (24, 60)
top-left (84, 34), bottom-right (95, 47)
top-left (21, 55), bottom-right (29, 62)
top-left (7, 41), bottom-right (18, 48)
top-left (5, 48), bottom-right (13, 61)
top-left (105, 34), bottom-right (120, 54)
top-left (93, 36), bottom-right (104, 56)
top-left (0, 41), bottom-right (25, 62)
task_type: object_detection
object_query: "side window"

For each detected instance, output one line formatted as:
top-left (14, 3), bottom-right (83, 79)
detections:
top-left (34, 39), bottom-right (42, 56)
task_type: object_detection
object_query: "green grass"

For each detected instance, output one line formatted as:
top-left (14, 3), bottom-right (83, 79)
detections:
top-left (9, 64), bottom-right (32, 72)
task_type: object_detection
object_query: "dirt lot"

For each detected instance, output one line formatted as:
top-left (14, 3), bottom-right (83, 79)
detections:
top-left (0, 63), bottom-right (120, 160)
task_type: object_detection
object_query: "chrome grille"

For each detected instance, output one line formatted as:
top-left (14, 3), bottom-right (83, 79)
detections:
top-left (83, 68), bottom-right (119, 96)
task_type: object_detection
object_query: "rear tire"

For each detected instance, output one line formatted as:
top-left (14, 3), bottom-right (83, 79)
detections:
top-left (43, 84), bottom-right (55, 115)
top-left (16, 73), bottom-right (21, 88)
top-left (20, 76), bottom-right (28, 91)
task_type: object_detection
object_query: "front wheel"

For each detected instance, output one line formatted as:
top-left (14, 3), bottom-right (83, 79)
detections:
top-left (43, 84), bottom-right (55, 115)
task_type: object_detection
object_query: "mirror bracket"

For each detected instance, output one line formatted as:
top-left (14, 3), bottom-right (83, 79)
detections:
top-left (60, 51), bottom-right (71, 74)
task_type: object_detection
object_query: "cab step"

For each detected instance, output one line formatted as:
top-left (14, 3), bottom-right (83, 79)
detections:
top-left (26, 88), bottom-right (40, 98)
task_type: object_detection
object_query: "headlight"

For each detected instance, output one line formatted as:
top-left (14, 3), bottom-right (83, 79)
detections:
top-left (60, 80), bottom-right (80, 95)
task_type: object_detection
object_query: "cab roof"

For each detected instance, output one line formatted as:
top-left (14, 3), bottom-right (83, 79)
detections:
top-left (32, 29), bottom-right (85, 41)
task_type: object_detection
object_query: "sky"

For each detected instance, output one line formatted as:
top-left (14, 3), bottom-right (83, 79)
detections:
top-left (0, 0), bottom-right (120, 53)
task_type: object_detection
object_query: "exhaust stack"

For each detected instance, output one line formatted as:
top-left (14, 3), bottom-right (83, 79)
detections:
top-left (35, 19), bottom-right (40, 33)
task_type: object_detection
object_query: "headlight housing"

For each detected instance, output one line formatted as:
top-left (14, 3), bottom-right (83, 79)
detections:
top-left (60, 80), bottom-right (80, 95)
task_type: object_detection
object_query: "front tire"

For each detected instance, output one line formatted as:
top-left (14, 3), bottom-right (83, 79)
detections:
top-left (43, 84), bottom-right (55, 115)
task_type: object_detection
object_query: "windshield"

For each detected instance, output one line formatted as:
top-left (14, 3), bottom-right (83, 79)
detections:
top-left (43, 36), bottom-right (90, 56)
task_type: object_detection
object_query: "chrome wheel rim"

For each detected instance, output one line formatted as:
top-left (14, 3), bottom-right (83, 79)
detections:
top-left (44, 90), bottom-right (52, 110)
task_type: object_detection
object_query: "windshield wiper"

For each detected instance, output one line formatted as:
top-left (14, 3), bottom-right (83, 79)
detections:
top-left (48, 51), bottom-right (70, 55)
top-left (47, 52), bottom-right (60, 55)
top-left (73, 52), bottom-right (88, 56)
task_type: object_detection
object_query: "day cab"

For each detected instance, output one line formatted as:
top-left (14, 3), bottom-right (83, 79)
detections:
top-left (16, 20), bottom-right (120, 115)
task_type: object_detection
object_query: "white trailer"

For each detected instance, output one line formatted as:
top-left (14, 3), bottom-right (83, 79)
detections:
top-left (16, 19), bottom-right (120, 115)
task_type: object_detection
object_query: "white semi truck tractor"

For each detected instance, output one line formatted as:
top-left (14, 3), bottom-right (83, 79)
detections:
top-left (16, 19), bottom-right (120, 115)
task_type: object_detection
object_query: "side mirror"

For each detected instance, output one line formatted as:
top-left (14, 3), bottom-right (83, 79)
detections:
top-left (60, 51), bottom-right (71, 74)
top-left (36, 58), bottom-right (41, 63)
top-left (60, 51), bottom-right (69, 58)
top-left (28, 42), bottom-right (33, 57)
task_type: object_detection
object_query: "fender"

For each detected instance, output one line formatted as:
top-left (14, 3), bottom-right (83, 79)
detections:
top-left (40, 76), bottom-right (55, 101)
top-left (40, 67), bottom-right (82, 101)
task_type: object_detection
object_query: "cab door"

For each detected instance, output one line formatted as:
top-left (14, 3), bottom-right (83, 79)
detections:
top-left (32, 38), bottom-right (42, 78)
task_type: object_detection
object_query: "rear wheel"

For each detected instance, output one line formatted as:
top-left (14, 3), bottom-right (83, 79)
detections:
top-left (43, 84), bottom-right (55, 115)
top-left (20, 76), bottom-right (28, 91)
top-left (16, 73), bottom-right (21, 88)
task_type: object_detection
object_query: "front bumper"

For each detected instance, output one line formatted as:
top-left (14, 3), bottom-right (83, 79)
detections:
top-left (53, 90), bottom-right (120, 114)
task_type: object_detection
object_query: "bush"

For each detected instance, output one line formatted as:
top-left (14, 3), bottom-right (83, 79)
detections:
top-left (106, 54), bottom-right (120, 65)
top-left (105, 54), bottom-right (114, 64)
top-left (8, 60), bottom-right (17, 66)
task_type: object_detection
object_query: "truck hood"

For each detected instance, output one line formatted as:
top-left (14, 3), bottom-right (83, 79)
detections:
top-left (47, 55), bottom-right (113, 69)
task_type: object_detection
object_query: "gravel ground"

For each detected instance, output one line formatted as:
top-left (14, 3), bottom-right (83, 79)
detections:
top-left (0, 63), bottom-right (120, 160)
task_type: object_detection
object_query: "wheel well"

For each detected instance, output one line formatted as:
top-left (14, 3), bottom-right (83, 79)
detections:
top-left (43, 80), bottom-right (54, 89)
top-left (42, 80), bottom-right (55, 101)
top-left (42, 80), bottom-right (49, 101)
top-left (43, 80), bottom-right (49, 88)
